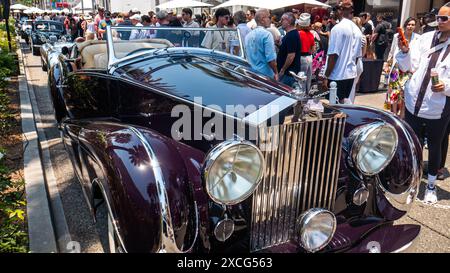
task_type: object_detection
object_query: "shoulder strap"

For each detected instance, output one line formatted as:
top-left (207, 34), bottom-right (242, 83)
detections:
top-left (423, 33), bottom-right (450, 59)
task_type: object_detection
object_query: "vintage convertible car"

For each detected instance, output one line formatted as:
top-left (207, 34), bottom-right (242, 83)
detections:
top-left (47, 26), bottom-right (422, 253)
top-left (28, 20), bottom-right (67, 56)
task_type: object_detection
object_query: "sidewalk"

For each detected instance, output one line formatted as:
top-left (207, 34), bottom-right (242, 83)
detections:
top-left (17, 46), bottom-right (58, 252)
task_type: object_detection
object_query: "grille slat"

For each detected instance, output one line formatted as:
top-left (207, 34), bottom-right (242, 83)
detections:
top-left (251, 115), bottom-right (346, 252)
top-left (317, 119), bottom-right (332, 208)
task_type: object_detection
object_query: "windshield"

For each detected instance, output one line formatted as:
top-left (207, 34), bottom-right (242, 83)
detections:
top-left (107, 26), bottom-right (244, 64)
top-left (34, 22), bottom-right (64, 32)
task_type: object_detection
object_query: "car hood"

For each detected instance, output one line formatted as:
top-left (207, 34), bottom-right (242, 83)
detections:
top-left (117, 52), bottom-right (298, 121)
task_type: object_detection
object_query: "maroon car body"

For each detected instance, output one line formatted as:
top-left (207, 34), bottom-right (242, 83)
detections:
top-left (47, 26), bottom-right (422, 253)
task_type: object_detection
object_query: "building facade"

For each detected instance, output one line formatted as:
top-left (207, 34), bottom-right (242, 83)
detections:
top-left (401, 0), bottom-right (450, 24)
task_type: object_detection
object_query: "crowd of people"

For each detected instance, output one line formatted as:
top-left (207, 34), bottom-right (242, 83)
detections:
top-left (18, 0), bottom-right (450, 204)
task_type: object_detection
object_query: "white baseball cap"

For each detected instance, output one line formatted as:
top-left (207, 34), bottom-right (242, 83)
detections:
top-left (132, 8), bottom-right (139, 13)
top-left (130, 14), bottom-right (141, 21)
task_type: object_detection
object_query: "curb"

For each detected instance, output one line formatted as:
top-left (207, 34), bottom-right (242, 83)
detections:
top-left (17, 46), bottom-right (58, 253)
top-left (17, 40), bottom-right (74, 253)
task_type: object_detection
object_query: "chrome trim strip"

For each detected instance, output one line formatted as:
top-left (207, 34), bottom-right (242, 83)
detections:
top-left (243, 96), bottom-right (297, 127)
top-left (93, 178), bottom-right (128, 253)
top-left (318, 119), bottom-right (332, 208)
top-left (307, 121), bottom-right (320, 209)
top-left (302, 121), bottom-right (314, 212)
top-left (106, 26), bottom-right (117, 71)
top-left (324, 119), bottom-right (338, 208)
top-left (312, 120), bottom-right (326, 207)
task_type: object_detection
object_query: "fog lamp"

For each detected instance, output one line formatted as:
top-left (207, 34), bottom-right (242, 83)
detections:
top-left (297, 208), bottom-right (336, 253)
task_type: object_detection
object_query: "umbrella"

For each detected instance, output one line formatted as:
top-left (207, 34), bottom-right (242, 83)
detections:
top-left (24, 7), bottom-right (45, 14)
top-left (213, 0), bottom-right (330, 10)
top-left (10, 4), bottom-right (30, 10)
top-left (156, 0), bottom-right (213, 9)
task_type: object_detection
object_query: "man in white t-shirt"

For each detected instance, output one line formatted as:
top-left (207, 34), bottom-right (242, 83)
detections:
top-left (322, 0), bottom-right (363, 103)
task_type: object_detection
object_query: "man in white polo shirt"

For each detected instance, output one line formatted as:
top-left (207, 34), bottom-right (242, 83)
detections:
top-left (321, 0), bottom-right (363, 103)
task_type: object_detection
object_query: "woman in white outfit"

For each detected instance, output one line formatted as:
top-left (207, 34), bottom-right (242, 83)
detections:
top-left (385, 17), bottom-right (421, 118)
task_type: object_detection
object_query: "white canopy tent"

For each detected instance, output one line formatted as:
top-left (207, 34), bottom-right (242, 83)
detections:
top-left (156, 0), bottom-right (213, 9)
top-left (23, 7), bottom-right (44, 14)
top-left (10, 4), bottom-right (30, 10)
top-left (213, 0), bottom-right (330, 10)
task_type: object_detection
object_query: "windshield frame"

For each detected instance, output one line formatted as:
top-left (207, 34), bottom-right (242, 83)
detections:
top-left (106, 25), bottom-right (245, 70)
top-left (33, 21), bottom-right (64, 32)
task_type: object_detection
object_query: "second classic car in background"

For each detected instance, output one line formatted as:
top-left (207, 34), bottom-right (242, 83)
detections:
top-left (44, 26), bottom-right (422, 253)
top-left (40, 39), bottom-right (74, 72)
top-left (28, 20), bottom-right (67, 56)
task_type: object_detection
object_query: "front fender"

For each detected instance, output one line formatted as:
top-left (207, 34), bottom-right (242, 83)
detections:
top-left (335, 105), bottom-right (422, 220)
top-left (75, 122), bottom-right (203, 252)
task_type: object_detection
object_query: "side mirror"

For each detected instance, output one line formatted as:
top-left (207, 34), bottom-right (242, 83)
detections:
top-left (61, 46), bottom-right (70, 55)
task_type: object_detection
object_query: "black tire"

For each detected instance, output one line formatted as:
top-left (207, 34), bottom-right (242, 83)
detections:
top-left (41, 57), bottom-right (47, 71)
top-left (32, 47), bottom-right (39, 56)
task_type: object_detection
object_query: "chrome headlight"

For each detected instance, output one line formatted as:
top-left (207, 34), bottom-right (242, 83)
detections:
top-left (40, 34), bottom-right (47, 43)
top-left (350, 122), bottom-right (398, 176)
top-left (203, 140), bottom-right (265, 205)
top-left (297, 208), bottom-right (336, 253)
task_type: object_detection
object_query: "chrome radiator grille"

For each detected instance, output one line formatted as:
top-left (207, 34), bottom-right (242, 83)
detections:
top-left (250, 116), bottom-right (346, 252)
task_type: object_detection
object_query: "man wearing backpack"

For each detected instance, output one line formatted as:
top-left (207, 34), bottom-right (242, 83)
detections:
top-left (372, 15), bottom-right (392, 60)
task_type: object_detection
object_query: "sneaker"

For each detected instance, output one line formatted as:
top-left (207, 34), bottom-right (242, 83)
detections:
top-left (424, 186), bottom-right (438, 204)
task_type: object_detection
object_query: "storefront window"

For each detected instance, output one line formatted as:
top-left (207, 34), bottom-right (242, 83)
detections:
top-left (364, 0), bottom-right (402, 27)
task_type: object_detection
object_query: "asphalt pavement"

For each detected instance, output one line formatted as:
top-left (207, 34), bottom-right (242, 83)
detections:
top-left (20, 40), bottom-right (450, 253)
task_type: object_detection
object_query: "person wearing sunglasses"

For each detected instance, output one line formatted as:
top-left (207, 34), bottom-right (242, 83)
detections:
top-left (396, 3), bottom-right (450, 204)
top-left (201, 8), bottom-right (237, 53)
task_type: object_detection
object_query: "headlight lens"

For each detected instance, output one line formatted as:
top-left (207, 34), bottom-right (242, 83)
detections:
top-left (297, 208), bottom-right (336, 253)
top-left (40, 35), bottom-right (47, 43)
top-left (203, 140), bottom-right (264, 205)
top-left (351, 122), bottom-right (398, 176)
